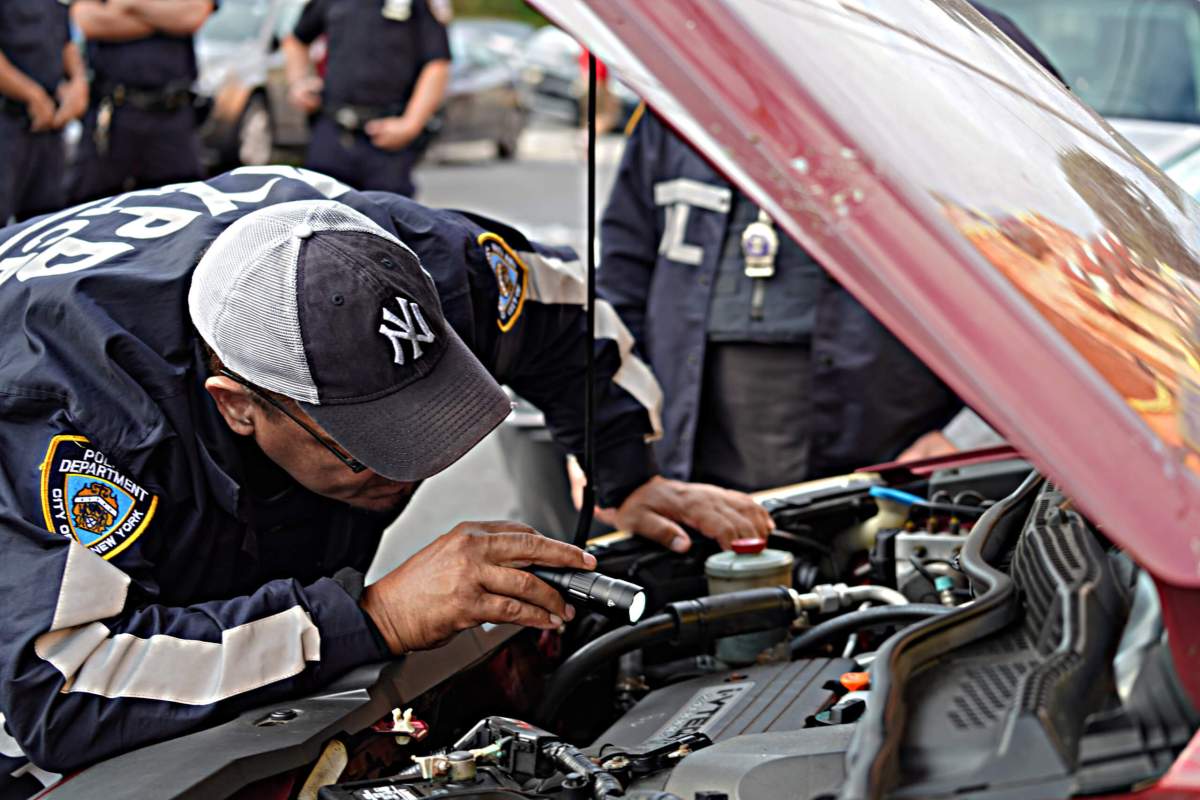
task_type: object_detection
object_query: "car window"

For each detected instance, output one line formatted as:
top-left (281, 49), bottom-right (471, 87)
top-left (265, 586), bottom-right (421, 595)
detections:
top-left (987, 0), bottom-right (1200, 124)
top-left (200, 0), bottom-right (272, 44)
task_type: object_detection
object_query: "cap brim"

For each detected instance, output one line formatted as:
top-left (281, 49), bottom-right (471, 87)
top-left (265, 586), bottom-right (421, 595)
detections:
top-left (300, 332), bottom-right (512, 482)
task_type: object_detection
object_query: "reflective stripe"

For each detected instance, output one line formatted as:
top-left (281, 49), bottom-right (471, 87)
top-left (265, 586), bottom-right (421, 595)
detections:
top-left (50, 542), bottom-right (130, 632)
top-left (0, 714), bottom-right (22, 758)
top-left (520, 250), bottom-right (664, 440)
top-left (652, 178), bottom-right (732, 212)
top-left (34, 606), bottom-right (321, 705)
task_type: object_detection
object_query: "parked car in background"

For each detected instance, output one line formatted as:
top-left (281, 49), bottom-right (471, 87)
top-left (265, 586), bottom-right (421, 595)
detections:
top-left (516, 25), bottom-right (639, 128)
top-left (194, 0), bottom-right (309, 171)
top-left (432, 18), bottom-right (533, 159)
top-left (987, 0), bottom-right (1200, 192)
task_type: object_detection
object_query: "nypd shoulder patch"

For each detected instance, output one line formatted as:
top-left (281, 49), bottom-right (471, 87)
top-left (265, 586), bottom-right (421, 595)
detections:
top-left (40, 435), bottom-right (158, 560)
top-left (479, 232), bottom-right (528, 332)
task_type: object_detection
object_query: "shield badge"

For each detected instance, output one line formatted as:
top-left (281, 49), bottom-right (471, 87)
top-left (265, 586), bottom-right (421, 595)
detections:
top-left (40, 435), bottom-right (158, 559)
top-left (479, 232), bottom-right (528, 332)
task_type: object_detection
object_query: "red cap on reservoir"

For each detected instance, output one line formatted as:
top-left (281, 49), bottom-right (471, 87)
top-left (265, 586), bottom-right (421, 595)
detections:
top-left (731, 538), bottom-right (767, 554)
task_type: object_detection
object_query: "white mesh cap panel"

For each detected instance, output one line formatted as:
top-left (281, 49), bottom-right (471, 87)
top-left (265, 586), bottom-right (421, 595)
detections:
top-left (189, 200), bottom-right (406, 404)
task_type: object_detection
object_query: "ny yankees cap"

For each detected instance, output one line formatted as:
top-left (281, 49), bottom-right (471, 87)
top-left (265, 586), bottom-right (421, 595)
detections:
top-left (189, 200), bottom-right (513, 482)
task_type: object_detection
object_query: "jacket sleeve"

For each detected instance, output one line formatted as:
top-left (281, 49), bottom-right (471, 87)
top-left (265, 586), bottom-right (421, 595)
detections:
top-left (362, 192), bottom-right (664, 508)
top-left (597, 108), bottom-right (663, 349)
top-left (0, 419), bottom-right (388, 773)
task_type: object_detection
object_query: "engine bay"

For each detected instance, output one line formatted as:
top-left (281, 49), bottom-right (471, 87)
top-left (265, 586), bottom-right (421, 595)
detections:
top-left (49, 457), bottom-right (1200, 800)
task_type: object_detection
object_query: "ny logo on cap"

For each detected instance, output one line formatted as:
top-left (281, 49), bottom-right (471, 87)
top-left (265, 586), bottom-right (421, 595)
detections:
top-left (379, 297), bottom-right (435, 366)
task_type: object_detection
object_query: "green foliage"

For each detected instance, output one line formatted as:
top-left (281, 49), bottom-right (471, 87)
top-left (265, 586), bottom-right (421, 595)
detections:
top-left (452, 0), bottom-right (548, 26)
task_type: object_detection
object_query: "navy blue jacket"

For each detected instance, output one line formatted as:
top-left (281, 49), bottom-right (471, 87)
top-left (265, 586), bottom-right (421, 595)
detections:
top-left (0, 169), bottom-right (659, 772)
top-left (599, 112), bottom-right (962, 481)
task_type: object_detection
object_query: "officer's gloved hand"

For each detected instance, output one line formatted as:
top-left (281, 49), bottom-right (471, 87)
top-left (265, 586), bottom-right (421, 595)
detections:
top-left (596, 476), bottom-right (774, 554)
top-left (361, 522), bottom-right (593, 654)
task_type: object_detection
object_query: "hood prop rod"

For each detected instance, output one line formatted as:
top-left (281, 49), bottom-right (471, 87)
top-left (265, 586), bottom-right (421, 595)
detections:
top-left (573, 52), bottom-right (598, 548)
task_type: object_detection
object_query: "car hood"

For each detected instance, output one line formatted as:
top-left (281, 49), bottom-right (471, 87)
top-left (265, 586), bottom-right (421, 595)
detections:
top-left (531, 0), bottom-right (1200, 589)
top-left (1108, 117), bottom-right (1200, 170)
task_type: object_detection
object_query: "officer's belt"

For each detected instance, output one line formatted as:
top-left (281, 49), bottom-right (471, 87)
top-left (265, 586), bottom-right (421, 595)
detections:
top-left (97, 82), bottom-right (193, 113)
top-left (325, 103), bottom-right (404, 132)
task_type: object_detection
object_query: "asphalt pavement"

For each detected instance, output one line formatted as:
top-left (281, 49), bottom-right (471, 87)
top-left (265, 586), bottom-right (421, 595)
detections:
top-left (367, 125), bottom-right (624, 581)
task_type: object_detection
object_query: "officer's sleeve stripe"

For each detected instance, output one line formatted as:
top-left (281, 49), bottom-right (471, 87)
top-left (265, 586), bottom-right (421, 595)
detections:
top-left (51, 542), bottom-right (130, 631)
top-left (37, 542), bottom-right (321, 705)
top-left (519, 250), bottom-right (664, 441)
top-left (33, 607), bottom-right (320, 705)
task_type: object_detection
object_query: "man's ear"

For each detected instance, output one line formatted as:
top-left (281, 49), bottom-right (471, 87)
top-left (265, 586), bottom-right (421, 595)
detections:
top-left (204, 376), bottom-right (259, 436)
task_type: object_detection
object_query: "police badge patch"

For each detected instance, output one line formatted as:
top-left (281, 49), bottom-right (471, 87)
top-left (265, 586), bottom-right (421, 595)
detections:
top-left (40, 435), bottom-right (158, 560)
top-left (478, 232), bottom-right (528, 332)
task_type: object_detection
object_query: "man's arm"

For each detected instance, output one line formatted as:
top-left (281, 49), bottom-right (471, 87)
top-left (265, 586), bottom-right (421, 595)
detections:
top-left (52, 42), bottom-right (89, 129)
top-left (70, 0), bottom-right (156, 42)
top-left (0, 50), bottom-right (55, 131)
top-left (282, 35), bottom-right (322, 113)
top-left (108, 0), bottom-right (214, 37)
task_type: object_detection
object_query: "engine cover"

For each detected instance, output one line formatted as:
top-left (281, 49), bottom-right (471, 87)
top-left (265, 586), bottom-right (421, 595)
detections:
top-left (593, 657), bottom-right (855, 798)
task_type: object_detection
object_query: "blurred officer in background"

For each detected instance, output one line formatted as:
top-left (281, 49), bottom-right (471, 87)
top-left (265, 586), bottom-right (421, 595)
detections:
top-left (69, 0), bottom-right (215, 203)
top-left (0, 0), bottom-right (88, 223)
top-left (597, 4), bottom-right (1057, 493)
top-left (283, 0), bottom-right (452, 197)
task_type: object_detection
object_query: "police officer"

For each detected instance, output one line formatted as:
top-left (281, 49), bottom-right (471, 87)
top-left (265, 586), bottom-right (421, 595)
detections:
top-left (595, 4), bottom-right (1056, 492)
top-left (0, 0), bottom-right (88, 223)
top-left (68, 0), bottom-right (215, 203)
top-left (0, 170), bottom-right (769, 781)
top-left (282, 0), bottom-right (452, 197)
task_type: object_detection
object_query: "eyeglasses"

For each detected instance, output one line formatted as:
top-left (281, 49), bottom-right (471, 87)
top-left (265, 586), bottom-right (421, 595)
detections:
top-left (219, 369), bottom-right (367, 473)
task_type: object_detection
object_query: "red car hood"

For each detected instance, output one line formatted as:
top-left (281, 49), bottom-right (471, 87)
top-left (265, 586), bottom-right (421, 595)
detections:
top-left (533, 0), bottom-right (1200, 593)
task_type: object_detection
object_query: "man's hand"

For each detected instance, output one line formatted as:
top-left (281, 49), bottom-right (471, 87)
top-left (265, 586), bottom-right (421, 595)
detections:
top-left (361, 521), bottom-right (595, 655)
top-left (897, 430), bottom-right (958, 461)
top-left (24, 85), bottom-right (56, 132)
top-left (600, 476), bottom-right (774, 553)
top-left (365, 115), bottom-right (423, 151)
top-left (288, 75), bottom-right (323, 114)
top-left (52, 78), bottom-right (88, 129)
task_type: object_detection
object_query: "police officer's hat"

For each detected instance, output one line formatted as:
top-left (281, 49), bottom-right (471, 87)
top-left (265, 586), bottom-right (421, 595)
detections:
top-left (189, 200), bottom-right (512, 482)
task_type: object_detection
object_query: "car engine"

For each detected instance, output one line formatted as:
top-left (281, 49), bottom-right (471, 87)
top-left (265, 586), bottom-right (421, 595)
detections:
top-left (298, 457), bottom-right (1197, 800)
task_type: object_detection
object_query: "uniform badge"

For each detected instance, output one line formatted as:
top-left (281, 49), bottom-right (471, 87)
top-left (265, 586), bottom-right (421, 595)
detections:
top-left (382, 0), bottom-right (412, 21)
top-left (40, 435), bottom-right (158, 560)
top-left (478, 232), bottom-right (528, 332)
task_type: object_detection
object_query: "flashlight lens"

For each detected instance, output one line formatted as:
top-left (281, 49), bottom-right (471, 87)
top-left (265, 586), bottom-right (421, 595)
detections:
top-left (629, 591), bottom-right (646, 624)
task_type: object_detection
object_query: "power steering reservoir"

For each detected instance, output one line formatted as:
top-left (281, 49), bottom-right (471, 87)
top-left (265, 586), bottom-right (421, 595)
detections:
top-left (705, 538), bottom-right (795, 665)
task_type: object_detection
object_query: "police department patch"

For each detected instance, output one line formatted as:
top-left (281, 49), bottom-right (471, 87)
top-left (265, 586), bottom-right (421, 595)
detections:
top-left (478, 232), bottom-right (528, 332)
top-left (40, 435), bottom-right (158, 560)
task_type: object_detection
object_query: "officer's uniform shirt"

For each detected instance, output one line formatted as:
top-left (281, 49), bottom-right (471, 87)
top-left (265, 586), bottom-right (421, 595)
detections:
top-left (0, 0), bottom-right (70, 223)
top-left (0, 0), bottom-right (70, 95)
top-left (293, 0), bottom-right (450, 111)
top-left (0, 169), bottom-right (660, 776)
top-left (600, 111), bottom-right (962, 487)
top-left (86, 22), bottom-right (200, 91)
top-left (692, 192), bottom-right (825, 491)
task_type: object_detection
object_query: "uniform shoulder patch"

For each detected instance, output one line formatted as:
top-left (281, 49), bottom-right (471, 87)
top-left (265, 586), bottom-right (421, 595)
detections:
top-left (479, 232), bottom-right (528, 332)
top-left (40, 435), bottom-right (159, 560)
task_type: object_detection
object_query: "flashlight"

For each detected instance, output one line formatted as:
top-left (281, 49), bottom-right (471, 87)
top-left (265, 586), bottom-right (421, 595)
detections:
top-left (529, 568), bottom-right (647, 625)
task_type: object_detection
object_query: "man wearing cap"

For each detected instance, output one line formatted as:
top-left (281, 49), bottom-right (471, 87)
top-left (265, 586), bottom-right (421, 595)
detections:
top-left (0, 168), bottom-right (769, 782)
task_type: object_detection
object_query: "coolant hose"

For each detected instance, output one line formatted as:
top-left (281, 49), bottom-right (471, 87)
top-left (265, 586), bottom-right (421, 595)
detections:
top-left (788, 603), bottom-right (952, 657)
top-left (537, 587), bottom-right (799, 723)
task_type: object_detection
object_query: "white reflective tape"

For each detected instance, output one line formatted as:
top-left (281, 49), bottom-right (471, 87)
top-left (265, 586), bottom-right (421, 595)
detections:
top-left (652, 178), bottom-right (732, 212)
top-left (0, 714), bottom-right (22, 758)
top-left (520, 250), bottom-right (663, 440)
top-left (658, 203), bottom-right (703, 265)
top-left (50, 542), bottom-right (130, 632)
top-left (34, 606), bottom-right (321, 705)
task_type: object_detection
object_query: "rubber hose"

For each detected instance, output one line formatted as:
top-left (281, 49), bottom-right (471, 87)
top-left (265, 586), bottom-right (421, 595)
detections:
top-left (537, 612), bottom-right (677, 723)
top-left (788, 604), bottom-right (952, 657)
